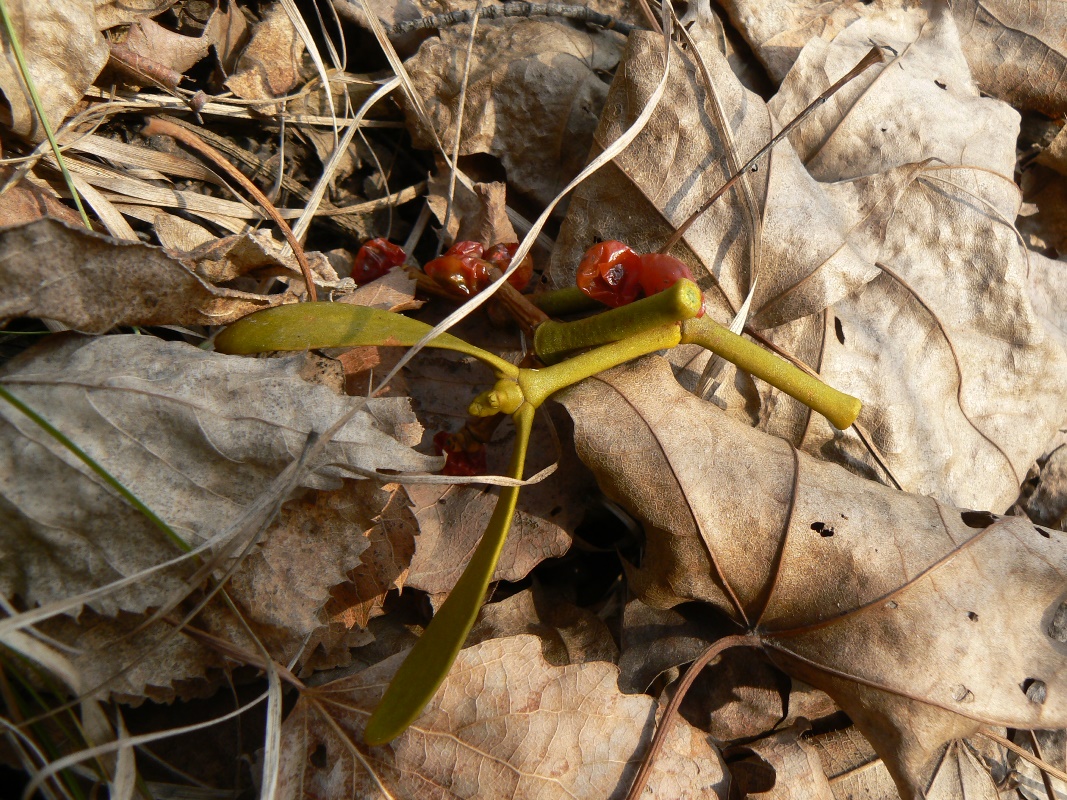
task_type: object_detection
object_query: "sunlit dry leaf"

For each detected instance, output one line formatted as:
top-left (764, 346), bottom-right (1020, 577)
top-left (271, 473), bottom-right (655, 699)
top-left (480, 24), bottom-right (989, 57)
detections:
top-left (559, 356), bottom-right (1067, 796)
top-left (339, 266), bottom-right (421, 312)
top-left (122, 3), bottom-right (249, 77)
top-left (0, 175), bottom-right (86, 228)
top-left (427, 172), bottom-right (518, 247)
top-left (224, 2), bottom-right (306, 112)
top-left (404, 18), bottom-right (624, 207)
top-left (809, 725), bottom-right (899, 799)
top-left (1010, 729), bottom-right (1067, 800)
top-left (278, 635), bottom-right (728, 799)
top-left (0, 218), bottom-right (282, 332)
top-left (0, 334), bottom-right (439, 617)
top-left (94, 0), bottom-right (177, 30)
top-left (184, 228), bottom-right (344, 288)
top-left (723, 1), bottom-right (1067, 116)
top-left (727, 724), bottom-right (834, 800)
top-left (0, 0), bottom-right (109, 141)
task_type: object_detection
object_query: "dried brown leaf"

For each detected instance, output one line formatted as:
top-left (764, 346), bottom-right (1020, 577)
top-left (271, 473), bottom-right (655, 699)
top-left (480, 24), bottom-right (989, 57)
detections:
top-left (122, 3), bottom-right (249, 77)
top-left (0, 219), bottom-right (283, 331)
top-left (0, 334), bottom-right (438, 618)
top-left (0, 0), bottom-right (109, 141)
top-left (0, 175), bottom-right (86, 228)
top-left (404, 17), bottom-right (624, 207)
top-left (278, 635), bottom-right (728, 799)
top-left (558, 356), bottom-right (1067, 796)
top-left (224, 2), bottom-right (306, 111)
top-left (728, 724), bottom-right (835, 800)
top-left (94, 0), bottom-right (177, 30)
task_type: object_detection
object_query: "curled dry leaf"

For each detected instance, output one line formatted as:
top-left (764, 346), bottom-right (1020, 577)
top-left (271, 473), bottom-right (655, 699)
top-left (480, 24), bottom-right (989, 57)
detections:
top-left (721, 0), bottom-right (1067, 116)
top-left (552, 14), bottom-right (1066, 511)
top-left (0, 218), bottom-right (284, 332)
top-left (94, 0), bottom-right (178, 30)
top-left (278, 635), bottom-right (728, 799)
top-left (0, 334), bottom-right (438, 618)
top-left (404, 18), bottom-right (624, 207)
top-left (121, 3), bottom-right (249, 77)
top-left (558, 357), bottom-right (1067, 797)
top-left (0, 0), bottom-right (109, 141)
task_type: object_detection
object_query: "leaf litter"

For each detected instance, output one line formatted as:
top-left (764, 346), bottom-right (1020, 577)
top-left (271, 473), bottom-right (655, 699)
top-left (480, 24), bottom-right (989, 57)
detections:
top-left (1, 0), bottom-right (1066, 798)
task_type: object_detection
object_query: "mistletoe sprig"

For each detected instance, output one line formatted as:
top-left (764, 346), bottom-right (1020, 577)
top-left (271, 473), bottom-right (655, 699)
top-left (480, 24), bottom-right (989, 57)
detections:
top-left (213, 255), bottom-right (861, 744)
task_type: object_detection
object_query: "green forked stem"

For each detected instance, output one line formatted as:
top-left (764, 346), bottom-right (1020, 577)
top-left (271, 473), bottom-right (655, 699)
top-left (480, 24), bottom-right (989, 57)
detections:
top-left (680, 316), bottom-right (861, 430)
top-left (533, 279), bottom-right (702, 364)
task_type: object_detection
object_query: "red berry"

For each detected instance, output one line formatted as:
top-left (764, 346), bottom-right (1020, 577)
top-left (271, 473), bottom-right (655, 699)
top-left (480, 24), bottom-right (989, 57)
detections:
top-left (424, 254), bottom-right (493, 298)
top-left (483, 242), bottom-right (533, 291)
top-left (637, 253), bottom-right (694, 296)
top-left (446, 240), bottom-right (484, 259)
top-left (433, 430), bottom-right (488, 476)
top-left (576, 241), bottom-right (642, 307)
top-left (352, 238), bottom-right (406, 285)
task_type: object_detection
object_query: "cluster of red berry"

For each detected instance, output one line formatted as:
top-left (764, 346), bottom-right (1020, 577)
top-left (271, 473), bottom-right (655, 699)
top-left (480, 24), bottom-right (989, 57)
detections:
top-left (423, 241), bottom-right (533, 298)
top-left (576, 241), bottom-right (698, 310)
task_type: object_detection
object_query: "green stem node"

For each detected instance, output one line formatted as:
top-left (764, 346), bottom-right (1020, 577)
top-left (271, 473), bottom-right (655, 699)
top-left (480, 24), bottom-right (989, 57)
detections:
top-left (534, 279), bottom-right (703, 364)
top-left (680, 316), bottom-right (861, 430)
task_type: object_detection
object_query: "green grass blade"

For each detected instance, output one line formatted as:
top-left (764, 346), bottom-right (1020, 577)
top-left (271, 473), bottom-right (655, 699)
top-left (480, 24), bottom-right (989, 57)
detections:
top-left (363, 403), bottom-right (535, 745)
top-left (214, 303), bottom-right (519, 378)
top-left (0, 0), bottom-right (91, 230)
top-left (0, 384), bottom-right (188, 552)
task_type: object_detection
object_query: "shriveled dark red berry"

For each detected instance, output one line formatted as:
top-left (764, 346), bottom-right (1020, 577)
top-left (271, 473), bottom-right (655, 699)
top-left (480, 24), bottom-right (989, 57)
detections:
top-left (483, 242), bottom-right (534, 291)
top-left (576, 240), bottom-right (642, 307)
top-left (433, 430), bottom-right (488, 476)
top-left (352, 238), bottom-right (406, 285)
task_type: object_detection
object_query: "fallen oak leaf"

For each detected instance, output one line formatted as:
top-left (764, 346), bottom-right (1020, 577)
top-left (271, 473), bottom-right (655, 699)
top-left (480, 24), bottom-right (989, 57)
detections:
top-left (558, 356), bottom-right (1067, 797)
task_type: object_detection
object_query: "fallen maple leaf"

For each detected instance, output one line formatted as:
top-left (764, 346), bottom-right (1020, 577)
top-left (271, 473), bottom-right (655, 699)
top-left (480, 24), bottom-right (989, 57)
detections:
top-left (558, 356), bottom-right (1067, 796)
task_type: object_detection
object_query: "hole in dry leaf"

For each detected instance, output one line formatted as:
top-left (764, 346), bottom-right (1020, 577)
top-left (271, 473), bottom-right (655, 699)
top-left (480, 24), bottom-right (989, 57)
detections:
top-left (1047, 602), bottom-right (1067, 642)
top-left (952, 684), bottom-right (974, 703)
top-left (935, 80), bottom-right (947, 90)
top-left (960, 510), bottom-right (998, 529)
top-left (1022, 678), bottom-right (1047, 704)
top-left (811, 522), bottom-right (834, 537)
top-left (886, 600), bottom-right (898, 609)
top-left (834, 317), bottom-right (845, 344)
top-left (1037, 527), bottom-right (1052, 539)
top-left (881, 127), bottom-right (887, 133)
top-left (967, 611), bottom-right (978, 622)
top-left (310, 743), bottom-right (328, 769)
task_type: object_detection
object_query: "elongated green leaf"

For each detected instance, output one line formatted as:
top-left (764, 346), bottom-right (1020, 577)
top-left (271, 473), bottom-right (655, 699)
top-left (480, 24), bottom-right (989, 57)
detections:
top-left (214, 303), bottom-right (518, 378)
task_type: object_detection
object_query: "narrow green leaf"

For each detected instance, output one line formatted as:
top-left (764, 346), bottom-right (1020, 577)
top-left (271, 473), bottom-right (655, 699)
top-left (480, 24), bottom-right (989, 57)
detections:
top-left (214, 303), bottom-right (519, 378)
top-left (363, 403), bottom-right (535, 745)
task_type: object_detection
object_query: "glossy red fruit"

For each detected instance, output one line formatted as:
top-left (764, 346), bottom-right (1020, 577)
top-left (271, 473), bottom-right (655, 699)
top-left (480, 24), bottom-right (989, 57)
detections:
top-left (433, 430), bottom-right (488, 476)
top-left (483, 242), bottom-right (534, 291)
top-left (424, 254), bottom-right (493, 297)
top-left (576, 240), bottom-right (642, 307)
top-left (638, 253), bottom-right (695, 295)
top-left (446, 240), bottom-right (484, 259)
top-left (352, 238), bottom-right (406, 285)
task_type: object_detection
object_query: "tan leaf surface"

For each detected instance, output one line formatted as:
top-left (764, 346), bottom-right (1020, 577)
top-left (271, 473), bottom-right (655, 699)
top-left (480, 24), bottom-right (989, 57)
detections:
top-left (722, 1), bottom-right (1067, 116)
top-left (94, 0), bottom-right (177, 29)
top-left (558, 357), bottom-right (1067, 797)
top-left (404, 18), bottom-right (624, 207)
top-left (278, 635), bottom-right (728, 799)
top-left (728, 724), bottom-right (835, 800)
top-left (0, 219), bottom-right (282, 332)
top-left (0, 334), bottom-right (439, 617)
top-left (552, 15), bottom-right (1065, 511)
top-left (122, 3), bottom-right (249, 76)
top-left (224, 2), bottom-right (306, 111)
top-left (0, 175), bottom-right (87, 228)
top-left (0, 0), bottom-right (109, 141)
top-left (809, 725), bottom-right (900, 798)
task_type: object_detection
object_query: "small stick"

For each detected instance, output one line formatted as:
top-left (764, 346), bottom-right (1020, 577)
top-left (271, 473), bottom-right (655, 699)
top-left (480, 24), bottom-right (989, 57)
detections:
top-left (141, 115), bottom-right (319, 302)
top-left (659, 46), bottom-right (885, 254)
top-left (382, 3), bottom-right (638, 37)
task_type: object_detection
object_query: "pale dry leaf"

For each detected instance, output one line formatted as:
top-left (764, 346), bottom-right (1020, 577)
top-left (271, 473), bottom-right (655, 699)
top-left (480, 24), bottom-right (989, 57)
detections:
top-left (558, 356), bottom-right (1067, 797)
top-left (925, 739), bottom-right (1008, 800)
top-left (278, 635), bottom-right (728, 799)
top-left (0, 0), bottom-right (109, 141)
top-left (727, 724), bottom-right (835, 800)
top-left (722, 0), bottom-right (1067, 116)
top-left (225, 2), bottom-right (307, 111)
top-left (0, 218), bottom-right (281, 332)
top-left (809, 725), bottom-right (899, 799)
top-left (403, 17), bottom-right (624, 208)
top-left (183, 228), bottom-right (344, 288)
top-left (0, 334), bottom-right (439, 617)
top-left (94, 0), bottom-right (177, 29)
top-left (338, 265), bottom-right (421, 312)
top-left (1011, 729), bottom-right (1067, 800)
